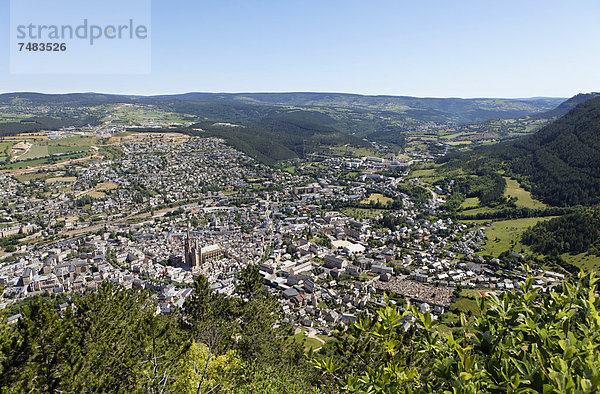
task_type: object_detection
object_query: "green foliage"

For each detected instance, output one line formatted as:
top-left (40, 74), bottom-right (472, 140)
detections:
top-left (0, 271), bottom-right (317, 392)
top-left (172, 341), bottom-right (244, 393)
top-left (522, 207), bottom-right (600, 256)
top-left (0, 284), bottom-right (187, 392)
top-left (449, 173), bottom-right (507, 206)
top-left (312, 271), bottom-right (600, 393)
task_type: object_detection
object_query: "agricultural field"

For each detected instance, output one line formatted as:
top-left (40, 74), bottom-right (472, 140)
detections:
top-left (0, 134), bottom-right (99, 171)
top-left (0, 141), bottom-right (12, 161)
top-left (14, 172), bottom-right (51, 183)
top-left (410, 168), bottom-right (436, 178)
top-left (47, 135), bottom-right (98, 148)
top-left (16, 145), bottom-right (48, 161)
top-left (48, 146), bottom-right (87, 155)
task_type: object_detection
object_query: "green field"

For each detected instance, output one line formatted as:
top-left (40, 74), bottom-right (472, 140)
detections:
top-left (410, 168), bottom-right (436, 178)
top-left (473, 216), bottom-right (557, 257)
top-left (48, 146), bottom-right (87, 155)
top-left (0, 141), bottom-right (12, 156)
top-left (14, 173), bottom-right (51, 182)
top-left (289, 330), bottom-right (327, 352)
top-left (16, 145), bottom-right (48, 161)
top-left (460, 205), bottom-right (498, 215)
top-left (562, 253), bottom-right (600, 272)
top-left (460, 197), bottom-right (480, 209)
top-left (3, 157), bottom-right (50, 169)
top-left (409, 166), bottom-right (446, 184)
top-left (450, 296), bottom-right (481, 316)
top-left (48, 136), bottom-right (97, 147)
top-left (360, 193), bottom-right (393, 206)
top-left (503, 177), bottom-right (546, 209)
top-left (327, 145), bottom-right (379, 158)
top-left (2, 151), bottom-right (87, 170)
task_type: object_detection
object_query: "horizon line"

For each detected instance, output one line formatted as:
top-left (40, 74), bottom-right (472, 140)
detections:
top-left (0, 90), bottom-right (573, 100)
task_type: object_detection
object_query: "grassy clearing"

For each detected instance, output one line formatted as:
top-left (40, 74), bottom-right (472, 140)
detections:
top-left (476, 217), bottom-right (557, 257)
top-left (450, 297), bottom-right (481, 316)
top-left (328, 145), bottom-right (380, 158)
top-left (562, 253), bottom-right (600, 272)
top-left (460, 197), bottom-right (480, 209)
top-left (13, 173), bottom-right (50, 182)
top-left (460, 205), bottom-right (499, 215)
top-left (3, 157), bottom-right (50, 169)
top-left (342, 208), bottom-right (387, 220)
top-left (503, 177), bottom-right (547, 209)
top-left (360, 193), bottom-right (393, 206)
top-left (410, 168), bottom-right (436, 178)
top-left (289, 331), bottom-right (325, 352)
top-left (0, 141), bottom-right (12, 155)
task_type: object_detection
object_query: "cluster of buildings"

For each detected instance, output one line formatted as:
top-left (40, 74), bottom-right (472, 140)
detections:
top-left (0, 134), bottom-right (567, 335)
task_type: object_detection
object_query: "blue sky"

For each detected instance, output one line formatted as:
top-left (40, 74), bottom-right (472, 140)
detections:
top-left (1, 0), bottom-right (599, 97)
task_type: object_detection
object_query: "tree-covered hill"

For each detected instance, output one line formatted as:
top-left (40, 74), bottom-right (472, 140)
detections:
top-left (0, 91), bottom-right (565, 136)
top-left (0, 91), bottom-right (578, 165)
top-left (156, 92), bottom-right (564, 124)
top-left (522, 206), bottom-right (600, 256)
top-left (441, 96), bottom-right (600, 206)
top-left (531, 92), bottom-right (600, 120)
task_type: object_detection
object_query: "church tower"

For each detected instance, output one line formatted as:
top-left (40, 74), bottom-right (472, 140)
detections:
top-left (184, 229), bottom-right (202, 267)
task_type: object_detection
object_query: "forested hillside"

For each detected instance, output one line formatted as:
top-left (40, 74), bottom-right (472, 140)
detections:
top-left (156, 92), bottom-right (563, 124)
top-left (0, 92), bottom-right (566, 143)
top-left (441, 96), bottom-right (600, 206)
top-left (0, 116), bottom-right (99, 137)
top-left (522, 206), bottom-right (600, 256)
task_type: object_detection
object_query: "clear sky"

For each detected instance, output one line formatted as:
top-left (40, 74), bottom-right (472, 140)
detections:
top-left (1, 0), bottom-right (599, 98)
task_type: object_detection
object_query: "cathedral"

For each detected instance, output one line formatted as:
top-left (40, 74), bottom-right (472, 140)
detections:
top-left (184, 231), bottom-right (224, 267)
top-left (184, 231), bottom-right (202, 267)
